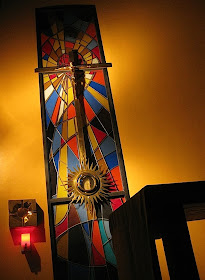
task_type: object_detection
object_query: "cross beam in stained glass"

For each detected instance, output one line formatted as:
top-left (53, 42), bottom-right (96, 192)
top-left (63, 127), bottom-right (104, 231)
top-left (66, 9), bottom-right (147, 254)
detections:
top-left (35, 63), bottom-right (112, 74)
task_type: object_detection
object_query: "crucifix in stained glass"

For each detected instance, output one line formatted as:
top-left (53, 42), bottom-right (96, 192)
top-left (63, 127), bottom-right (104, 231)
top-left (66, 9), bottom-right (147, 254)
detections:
top-left (35, 5), bottom-right (129, 280)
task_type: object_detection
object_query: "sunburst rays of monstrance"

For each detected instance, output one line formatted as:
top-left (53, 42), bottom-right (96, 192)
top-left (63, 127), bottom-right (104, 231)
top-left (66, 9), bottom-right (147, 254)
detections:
top-left (65, 161), bottom-right (111, 212)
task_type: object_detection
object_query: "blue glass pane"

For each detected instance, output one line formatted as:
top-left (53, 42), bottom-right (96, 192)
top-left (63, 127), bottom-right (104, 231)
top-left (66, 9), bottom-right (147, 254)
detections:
top-left (83, 230), bottom-right (91, 258)
top-left (57, 123), bottom-right (62, 134)
top-left (52, 130), bottom-right (61, 154)
top-left (46, 111), bottom-right (50, 128)
top-left (75, 203), bottom-right (87, 223)
top-left (84, 89), bottom-right (102, 114)
top-left (69, 263), bottom-right (89, 280)
top-left (43, 53), bottom-right (49, 61)
top-left (89, 138), bottom-right (94, 155)
top-left (81, 21), bottom-right (89, 32)
top-left (105, 152), bottom-right (118, 170)
top-left (54, 151), bottom-right (60, 172)
top-left (72, 20), bottom-right (88, 32)
top-left (98, 220), bottom-right (108, 244)
top-left (87, 40), bottom-right (98, 51)
top-left (57, 84), bottom-right (62, 93)
top-left (90, 81), bottom-right (107, 97)
top-left (65, 35), bottom-right (76, 43)
top-left (100, 136), bottom-right (116, 157)
top-left (67, 146), bottom-right (79, 172)
top-left (90, 268), bottom-right (95, 280)
top-left (83, 222), bottom-right (90, 236)
top-left (103, 220), bottom-right (111, 240)
top-left (64, 14), bottom-right (78, 25)
top-left (53, 205), bottom-right (56, 220)
top-left (46, 90), bottom-right (58, 117)
top-left (104, 242), bottom-right (117, 266)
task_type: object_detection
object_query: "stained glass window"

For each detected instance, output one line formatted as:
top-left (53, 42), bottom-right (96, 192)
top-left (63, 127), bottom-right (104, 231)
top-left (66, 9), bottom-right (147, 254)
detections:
top-left (36, 5), bottom-right (129, 280)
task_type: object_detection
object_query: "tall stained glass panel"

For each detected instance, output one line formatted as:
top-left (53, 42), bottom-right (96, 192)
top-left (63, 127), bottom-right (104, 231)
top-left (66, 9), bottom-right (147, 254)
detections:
top-left (36, 5), bottom-right (129, 280)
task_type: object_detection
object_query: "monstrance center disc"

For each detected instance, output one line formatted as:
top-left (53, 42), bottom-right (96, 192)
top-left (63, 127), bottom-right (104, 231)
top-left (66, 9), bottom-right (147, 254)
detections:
top-left (77, 173), bottom-right (100, 195)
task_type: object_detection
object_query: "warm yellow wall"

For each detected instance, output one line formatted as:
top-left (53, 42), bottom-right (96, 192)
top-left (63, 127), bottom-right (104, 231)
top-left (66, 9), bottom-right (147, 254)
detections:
top-left (0, 0), bottom-right (204, 279)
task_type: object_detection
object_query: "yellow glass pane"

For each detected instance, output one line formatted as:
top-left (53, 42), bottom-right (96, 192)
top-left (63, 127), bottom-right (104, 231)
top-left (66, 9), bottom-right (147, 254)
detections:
top-left (62, 112), bottom-right (68, 140)
top-left (87, 206), bottom-right (97, 221)
top-left (62, 88), bottom-right (67, 101)
top-left (58, 100), bottom-right (65, 122)
top-left (85, 78), bottom-right (91, 85)
top-left (57, 145), bottom-right (67, 195)
top-left (51, 23), bottom-right (58, 35)
top-left (87, 125), bottom-right (98, 151)
top-left (58, 30), bottom-right (64, 41)
top-left (68, 78), bottom-right (72, 88)
top-left (86, 59), bottom-right (92, 64)
top-left (43, 74), bottom-right (49, 84)
top-left (85, 73), bottom-right (93, 80)
top-left (57, 73), bottom-right (64, 79)
top-left (43, 59), bottom-right (47, 67)
top-left (68, 87), bottom-right (74, 105)
top-left (83, 51), bottom-right (92, 59)
top-left (53, 40), bottom-right (60, 51)
top-left (60, 40), bottom-right (65, 51)
top-left (57, 230), bottom-right (68, 259)
top-left (84, 56), bottom-right (92, 62)
top-left (80, 40), bottom-right (88, 47)
top-left (98, 158), bottom-right (108, 173)
top-left (43, 78), bottom-right (49, 87)
top-left (55, 145), bottom-right (68, 224)
top-left (92, 57), bottom-right (99, 64)
top-left (82, 34), bottom-right (92, 44)
top-left (74, 43), bottom-right (80, 50)
top-left (78, 45), bottom-right (85, 53)
top-left (45, 84), bottom-right (54, 101)
top-left (87, 86), bottom-right (109, 111)
top-left (44, 80), bottom-right (51, 90)
top-left (48, 57), bottom-right (57, 65)
top-left (50, 76), bottom-right (57, 82)
top-left (53, 76), bottom-right (64, 89)
top-left (55, 203), bottom-right (68, 225)
top-left (94, 148), bottom-right (103, 161)
top-left (68, 119), bottom-right (76, 138)
top-left (46, 61), bottom-right (55, 67)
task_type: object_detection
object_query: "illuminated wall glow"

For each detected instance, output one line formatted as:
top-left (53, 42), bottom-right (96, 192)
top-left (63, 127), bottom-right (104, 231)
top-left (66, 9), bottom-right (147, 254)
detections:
top-left (0, 0), bottom-right (204, 279)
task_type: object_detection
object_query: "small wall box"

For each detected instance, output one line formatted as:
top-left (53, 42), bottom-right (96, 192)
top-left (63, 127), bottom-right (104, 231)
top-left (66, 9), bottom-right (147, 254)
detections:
top-left (9, 199), bottom-right (37, 228)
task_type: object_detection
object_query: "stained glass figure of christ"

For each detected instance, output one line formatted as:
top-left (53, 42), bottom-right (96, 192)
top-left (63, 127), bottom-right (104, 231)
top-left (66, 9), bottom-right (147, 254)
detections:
top-left (35, 5), bottom-right (129, 280)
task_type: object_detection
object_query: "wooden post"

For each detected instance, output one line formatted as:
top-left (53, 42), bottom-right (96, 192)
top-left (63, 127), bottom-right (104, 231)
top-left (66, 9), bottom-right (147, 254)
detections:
top-left (162, 201), bottom-right (199, 280)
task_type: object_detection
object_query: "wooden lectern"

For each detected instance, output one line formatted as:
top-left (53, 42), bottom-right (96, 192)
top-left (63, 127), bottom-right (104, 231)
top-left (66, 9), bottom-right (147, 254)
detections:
top-left (109, 181), bottom-right (205, 280)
